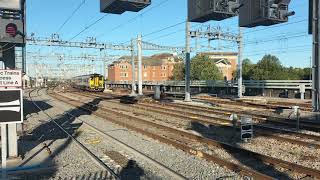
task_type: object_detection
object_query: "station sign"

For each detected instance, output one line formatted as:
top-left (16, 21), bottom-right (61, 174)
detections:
top-left (0, 89), bottom-right (23, 124)
top-left (0, 69), bottom-right (22, 88)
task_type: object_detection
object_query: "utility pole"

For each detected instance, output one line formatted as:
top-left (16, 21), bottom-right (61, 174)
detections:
top-left (137, 35), bottom-right (143, 95)
top-left (185, 20), bottom-right (191, 102)
top-left (131, 39), bottom-right (136, 95)
top-left (237, 27), bottom-right (243, 98)
top-left (312, 0), bottom-right (320, 112)
top-left (310, 56), bottom-right (312, 80)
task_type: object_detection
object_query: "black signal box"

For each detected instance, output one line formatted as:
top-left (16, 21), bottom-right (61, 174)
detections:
top-left (100, 0), bottom-right (151, 14)
top-left (188, 0), bottom-right (239, 22)
top-left (239, 0), bottom-right (294, 28)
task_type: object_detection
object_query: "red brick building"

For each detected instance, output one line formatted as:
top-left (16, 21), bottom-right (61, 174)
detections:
top-left (199, 52), bottom-right (238, 80)
top-left (108, 53), bottom-right (181, 83)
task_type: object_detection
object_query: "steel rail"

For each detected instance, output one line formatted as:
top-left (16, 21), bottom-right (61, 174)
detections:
top-left (28, 88), bottom-right (120, 180)
top-left (51, 92), bottom-right (274, 179)
top-left (160, 102), bottom-right (320, 126)
top-left (54, 91), bottom-right (320, 179)
top-left (45, 89), bottom-right (187, 180)
top-left (197, 96), bottom-right (313, 112)
top-left (75, 91), bottom-right (320, 144)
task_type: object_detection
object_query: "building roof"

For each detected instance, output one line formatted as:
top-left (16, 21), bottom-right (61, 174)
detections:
top-left (213, 59), bottom-right (232, 65)
top-left (198, 52), bottom-right (238, 56)
top-left (110, 53), bottom-right (182, 66)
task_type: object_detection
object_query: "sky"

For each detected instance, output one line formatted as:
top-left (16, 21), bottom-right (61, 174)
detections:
top-left (26, 0), bottom-right (311, 70)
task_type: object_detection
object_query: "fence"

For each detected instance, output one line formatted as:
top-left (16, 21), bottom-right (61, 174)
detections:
top-left (108, 80), bottom-right (312, 90)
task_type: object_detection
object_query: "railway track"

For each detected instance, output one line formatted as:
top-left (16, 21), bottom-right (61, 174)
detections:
top-left (75, 90), bottom-right (320, 128)
top-left (168, 101), bottom-right (320, 129)
top-left (27, 89), bottom-right (120, 180)
top-left (52, 90), bottom-right (320, 179)
top-left (75, 91), bottom-right (320, 147)
top-left (196, 96), bottom-right (313, 112)
top-left (44, 88), bottom-right (186, 180)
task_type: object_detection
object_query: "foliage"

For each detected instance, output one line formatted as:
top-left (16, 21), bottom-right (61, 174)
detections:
top-left (241, 54), bottom-right (311, 80)
top-left (242, 58), bottom-right (255, 80)
top-left (171, 62), bottom-right (185, 80)
top-left (251, 55), bottom-right (286, 80)
top-left (190, 55), bottom-right (223, 80)
top-left (172, 54), bottom-right (311, 81)
top-left (171, 55), bottom-right (223, 80)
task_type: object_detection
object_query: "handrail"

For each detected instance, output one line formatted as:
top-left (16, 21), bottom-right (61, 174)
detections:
top-left (108, 80), bottom-right (312, 90)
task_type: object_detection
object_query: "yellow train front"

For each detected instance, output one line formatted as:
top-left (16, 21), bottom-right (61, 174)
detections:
top-left (72, 74), bottom-right (105, 92)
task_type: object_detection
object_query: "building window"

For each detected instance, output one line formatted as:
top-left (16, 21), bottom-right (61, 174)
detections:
top-left (120, 65), bottom-right (128, 69)
top-left (144, 72), bottom-right (148, 77)
top-left (161, 73), bottom-right (166, 77)
top-left (161, 65), bottom-right (167, 70)
top-left (120, 72), bottom-right (128, 77)
top-left (144, 65), bottom-right (147, 69)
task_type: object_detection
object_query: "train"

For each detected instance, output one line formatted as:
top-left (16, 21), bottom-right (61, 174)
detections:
top-left (71, 74), bottom-right (105, 92)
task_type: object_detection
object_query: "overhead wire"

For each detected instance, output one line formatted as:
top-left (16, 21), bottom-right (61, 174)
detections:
top-left (97, 0), bottom-right (170, 38)
top-left (244, 44), bottom-right (311, 55)
top-left (146, 28), bottom-right (185, 42)
top-left (69, 14), bottom-right (109, 41)
top-left (243, 19), bottom-right (307, 35)
top-left (119, 20), bottom-right (186, 45)
top-left (56, 0), bottom-right (86, 33)
top-left (169, 28), bottom-right (309, 54)
top-left (245, 48), bottom-right (311, 57)
top-left (144, 23), bottom-right (204, 42)
top-left (143, 20), bottom-right (186, 38)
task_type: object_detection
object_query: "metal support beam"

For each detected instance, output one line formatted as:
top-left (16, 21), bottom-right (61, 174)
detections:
top-left (237, 27), bottom-right (243, 98)
top-left (137, 35), bottom-right (143, 95)
top-left (185, 21), bottom-right (191, 102)
top-left (312, 0), bottom-right (320, 111)
top-left (131, 39), bottom-right (136, 95)
top-left (1, 124), bottom-right (7, 179)
top-left (27, 35), bottom-right (185, 52)
top-left (8, 124), bottom-right (17, 157)
top-left (27, 35), bottom-right (132, 51)
top-left (0, 44), bottom-right (19, 159)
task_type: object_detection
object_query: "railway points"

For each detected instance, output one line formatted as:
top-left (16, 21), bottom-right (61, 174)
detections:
top-left (13, 84), bottom-right (320, 179)
top-left (45, 87), bottom-right (320, 179)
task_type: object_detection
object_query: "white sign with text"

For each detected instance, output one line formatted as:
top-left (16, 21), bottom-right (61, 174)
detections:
top-left (0, 70), bottom-right (22, 88)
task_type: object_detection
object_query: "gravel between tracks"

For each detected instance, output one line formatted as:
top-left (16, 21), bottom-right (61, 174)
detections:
top-left (50, 91), bottom-right (244, 179)
top-left (21, 90), bottom-right (102, 179)
top-left (63, 92), bottom-right (320, 174)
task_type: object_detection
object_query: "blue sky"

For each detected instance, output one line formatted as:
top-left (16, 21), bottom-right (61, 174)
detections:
top-left (26, 0), bottom-right (311, 68)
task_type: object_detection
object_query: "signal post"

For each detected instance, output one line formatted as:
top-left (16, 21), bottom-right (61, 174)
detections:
top-left (0, 0), bottom-right (26, 177)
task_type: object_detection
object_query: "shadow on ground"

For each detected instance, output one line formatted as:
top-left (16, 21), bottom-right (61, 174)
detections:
top-left (17, 91), bottom-right (105, 179)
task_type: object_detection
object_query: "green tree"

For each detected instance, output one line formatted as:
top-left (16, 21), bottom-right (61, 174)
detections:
top-left (171, 62), bottom-right (185, 80)
top-left (171, 55), bottom-right (223, 81)
top-left (252, 54), bottom-right (287, 80)
top-left (190, 55), bottom-right (223, 80)
top-left (242, 58), bottom-right (256, 80)
top-left (302, 68), bottom-right (312, 80)
top-left (234, 55), bottom-right (311, 80)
